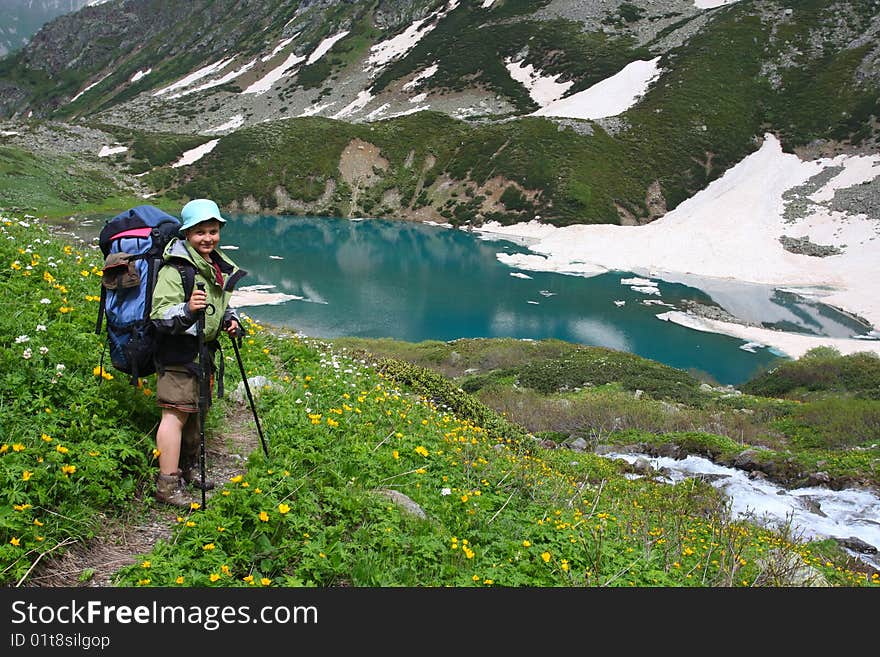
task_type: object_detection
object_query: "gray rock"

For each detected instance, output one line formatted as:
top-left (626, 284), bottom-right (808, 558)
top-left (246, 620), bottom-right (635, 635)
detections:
top-left (231, 375), bottom-right (280, 403)
top-left (374, 488), bottom-right (427, 519)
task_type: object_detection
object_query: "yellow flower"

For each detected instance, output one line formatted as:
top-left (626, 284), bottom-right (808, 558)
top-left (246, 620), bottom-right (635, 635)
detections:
top-left (203, 543), bottom-right (215, 551)
top-left (23, 470), bottom-right (33, 481)
top-left (278, 503), bottom-right (290, 514)
top-left (152, 448), bottom-right (161, 458)
top-left (189, 502), bottom-right (200, 511)
top-left (230, 475), bottom-right (243, 483)
top-left (392, 450), bottom-right (399, 459)
top-left (10, 537), bottom-right (20, 546)
top-left (258, 511), bottom-right (269, 522)
top-left (61, 464), bottom-right (76, 475)
top-left (175, 576), bottom-right (184, 584)
top-left (92, 365), bottom-right (113, 380)
top-left (561, 560), bottom-right (570, 572)
top-left (414, 445), bottom-right (429, 457)
top-left (541, 552), bottom-right (551, 563)
top-left (33, 519), bottom-right (43, 526)
top-left (13, 443), bottom-right (25, 452)
top-left (13, 503), bottom-right (31, 511)
top-left (243, 575), bottom-right (254, 584)
top-left (0, 444), bottom-right (7, 453)
top-left (40, 434), bottom-right (52, 442)
top-left (209, 573), bottom-right (220, 582)
top-left (260, 577), bottom-right (271, 586)
top-left (141, 561), bottom-right (151, 568)
top-left (56, 445), bottom-right (68, 454)
top-left (461, 494), bottom-right (469, 503)
top-left (522, 540), bottom-right (531, 547)
top-left (138, 578), bottom-right (150, 586)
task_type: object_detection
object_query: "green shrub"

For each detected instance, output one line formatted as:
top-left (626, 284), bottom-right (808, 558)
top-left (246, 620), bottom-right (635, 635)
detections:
top-left (742, 348), bottom-right (880, 399)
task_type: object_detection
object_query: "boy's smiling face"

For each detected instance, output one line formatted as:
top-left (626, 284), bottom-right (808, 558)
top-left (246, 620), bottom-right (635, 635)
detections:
top-left (184, 219), bottom-right (221, 259)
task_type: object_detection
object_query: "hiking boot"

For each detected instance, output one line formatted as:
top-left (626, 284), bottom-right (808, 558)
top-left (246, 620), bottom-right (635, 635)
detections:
top-left (155, 471), bottom-right (193, 508)
top-left (181, 463), bottom-right (215, 491)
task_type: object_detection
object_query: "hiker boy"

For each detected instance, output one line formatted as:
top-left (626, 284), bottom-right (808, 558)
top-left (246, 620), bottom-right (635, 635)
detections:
top-left (150, 198), bottom-right (246, 507)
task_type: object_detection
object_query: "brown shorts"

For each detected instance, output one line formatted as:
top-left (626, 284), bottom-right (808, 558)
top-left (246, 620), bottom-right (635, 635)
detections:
top-left (156, 366), bottom-right (212, 414)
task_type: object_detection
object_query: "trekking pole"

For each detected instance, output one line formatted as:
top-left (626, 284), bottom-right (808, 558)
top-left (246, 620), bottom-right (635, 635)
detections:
top-left (195, 282), bottom-right (209, 511)
top-left (229, 331), bottom-right (270, 457)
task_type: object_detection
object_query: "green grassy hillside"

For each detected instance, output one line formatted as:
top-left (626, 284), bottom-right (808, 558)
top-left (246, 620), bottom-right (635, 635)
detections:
top-left (1, 212), bottom-right (877, 588)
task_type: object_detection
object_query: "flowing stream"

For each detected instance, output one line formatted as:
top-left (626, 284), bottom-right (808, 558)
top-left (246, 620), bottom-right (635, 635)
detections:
top-left (605, 451), bottom-right (880, 570)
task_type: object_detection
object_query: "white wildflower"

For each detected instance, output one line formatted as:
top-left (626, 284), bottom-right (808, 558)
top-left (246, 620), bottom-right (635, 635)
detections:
top-left (39, 346), bottom-right (49, 355)
top-left (15, 335), bottom-right (29, 343)
top-left (36, 324), bottom-right (47, 331)
top-left (22, 348), bottom-right (32, 360)
top-left (441, 488), bottom-right (451, 496)
top-left (55, 364), bottom-right (66, 372)
top-left (40, 298), bottom-right (50, 304)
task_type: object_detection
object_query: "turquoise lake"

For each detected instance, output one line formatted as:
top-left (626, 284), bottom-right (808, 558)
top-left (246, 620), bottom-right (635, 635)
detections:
top-left (206, 214), bottom-right (865, 385)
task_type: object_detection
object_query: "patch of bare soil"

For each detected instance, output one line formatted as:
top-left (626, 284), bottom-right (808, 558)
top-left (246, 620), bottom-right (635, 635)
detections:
top-left (22, 401), bottom-right (261, 588)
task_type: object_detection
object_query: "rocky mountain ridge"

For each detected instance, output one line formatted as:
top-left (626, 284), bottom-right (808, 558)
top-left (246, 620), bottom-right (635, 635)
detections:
top-left (0, 0), bottom-right (96, 58)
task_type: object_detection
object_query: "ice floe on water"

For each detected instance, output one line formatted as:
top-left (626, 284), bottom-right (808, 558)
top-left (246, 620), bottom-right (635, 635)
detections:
top-left (231, 285), bottom-right (301, 307)
top-left (621, 276), bottom-right (661, 296)
top-left (739, 341), bottom-right (766, 353)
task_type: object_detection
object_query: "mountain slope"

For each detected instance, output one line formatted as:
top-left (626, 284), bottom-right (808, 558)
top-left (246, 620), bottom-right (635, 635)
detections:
top-left (0, 0), bottom-right (878, 227)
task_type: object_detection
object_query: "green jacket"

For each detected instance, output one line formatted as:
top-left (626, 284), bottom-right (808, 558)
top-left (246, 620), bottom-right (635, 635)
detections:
top-left (150, 237), bottom-right (247, 371)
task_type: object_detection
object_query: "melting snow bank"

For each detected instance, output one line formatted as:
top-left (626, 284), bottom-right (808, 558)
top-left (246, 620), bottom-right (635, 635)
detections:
top-left (655, 311), bottom-right (875, 359)
top-left (474, 134), bottom-right (880, 361)
top-left (604, 451), bottom-right (880, 570)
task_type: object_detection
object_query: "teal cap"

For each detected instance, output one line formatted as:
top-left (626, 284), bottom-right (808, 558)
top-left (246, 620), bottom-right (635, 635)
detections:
top-left (180, 198), bottom-right (226, 232)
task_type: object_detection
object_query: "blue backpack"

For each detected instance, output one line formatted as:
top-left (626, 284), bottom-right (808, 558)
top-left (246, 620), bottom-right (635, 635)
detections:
top-left (94, 205), bottom-right (194, 384)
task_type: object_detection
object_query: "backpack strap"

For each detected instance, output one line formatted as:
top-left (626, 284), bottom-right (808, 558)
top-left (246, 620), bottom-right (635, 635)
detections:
top-left (172, 261), bottom-right (196, 301)
top-left (95, 285), bottom-right (107, 335)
